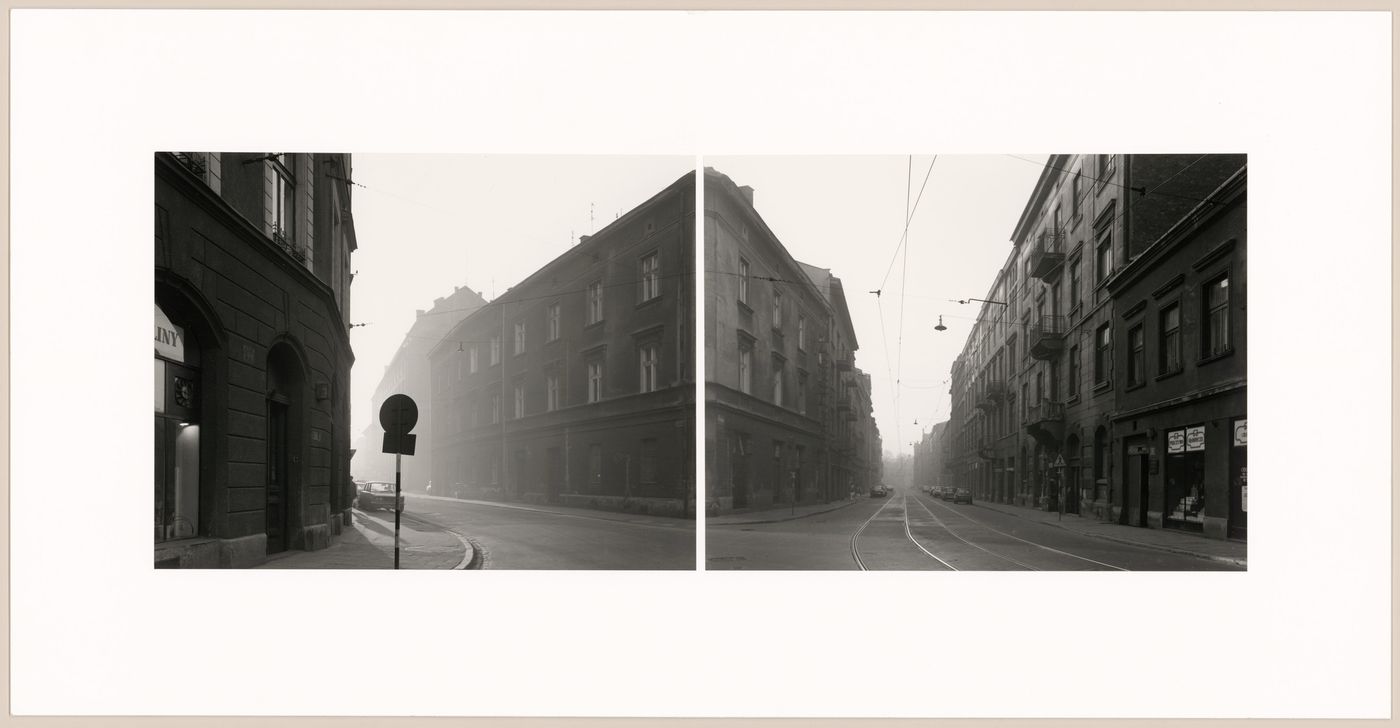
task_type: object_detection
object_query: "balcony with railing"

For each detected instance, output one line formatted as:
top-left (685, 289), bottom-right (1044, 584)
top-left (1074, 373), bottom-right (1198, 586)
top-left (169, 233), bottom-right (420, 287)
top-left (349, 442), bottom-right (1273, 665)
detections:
top-left (1027, 314), bottom-right (1066, 360)
top-left (1029, 227), bottom-right (1066, 279)
top-left (1023, 398), bottom-right (1065, 444)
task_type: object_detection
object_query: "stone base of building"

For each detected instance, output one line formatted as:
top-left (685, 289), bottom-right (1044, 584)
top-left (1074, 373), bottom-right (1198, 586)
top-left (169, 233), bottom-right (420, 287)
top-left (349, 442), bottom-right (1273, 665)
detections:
top-left (555, 493), bottom-right (688, 517)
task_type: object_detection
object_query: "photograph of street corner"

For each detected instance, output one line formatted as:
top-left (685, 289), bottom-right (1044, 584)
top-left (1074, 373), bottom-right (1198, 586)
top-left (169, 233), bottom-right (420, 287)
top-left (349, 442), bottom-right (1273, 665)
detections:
top-left (704, 156), bottom-right (1246, 571)
top-left (155, 153), bottom-right (696, 569)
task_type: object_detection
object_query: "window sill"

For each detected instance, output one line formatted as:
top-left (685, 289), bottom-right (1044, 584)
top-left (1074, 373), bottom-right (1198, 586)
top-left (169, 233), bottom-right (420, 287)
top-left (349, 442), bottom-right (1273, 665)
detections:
top-left (1125, 380), bottom-right (1146, 393)
top-left (1093, 380), bottom-right (1112, 393)
top-left (737, 300), bottom-right (753, 314)
top-left (635, 295), bottom-right (663, 310)
top-left (1198, 347), bottom-right (1235, 366)
top-left (583, 320), bottom-right (605, 332)
top-left (1154, 368), bottom-right (1183, 383)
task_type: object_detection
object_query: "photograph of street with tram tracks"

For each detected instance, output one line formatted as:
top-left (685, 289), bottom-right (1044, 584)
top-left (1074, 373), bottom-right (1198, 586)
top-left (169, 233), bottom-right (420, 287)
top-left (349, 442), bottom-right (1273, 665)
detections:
top-left (156, 153), bottom-right (696, 569)
top-left (704, 155), bottom-right (1246, 571)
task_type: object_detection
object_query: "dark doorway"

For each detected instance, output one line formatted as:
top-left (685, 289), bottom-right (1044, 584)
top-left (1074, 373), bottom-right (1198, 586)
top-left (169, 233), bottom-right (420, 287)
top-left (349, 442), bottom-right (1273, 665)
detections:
top-left (266, 397), bottom-right (289, 554)
top-left (1124, 450), bottom-right (1149, 528)
top-left (547, 447), bottom-right (563, 503)
top-left (1229, 419), bottom-right (1247, 540)
top-left (732, 436), bottom-right (750, 508)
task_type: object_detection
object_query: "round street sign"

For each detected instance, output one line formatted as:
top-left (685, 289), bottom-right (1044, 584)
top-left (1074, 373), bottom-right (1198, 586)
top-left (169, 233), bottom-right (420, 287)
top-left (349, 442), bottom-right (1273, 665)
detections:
top-left (380, 393), bottom-right (418, 435)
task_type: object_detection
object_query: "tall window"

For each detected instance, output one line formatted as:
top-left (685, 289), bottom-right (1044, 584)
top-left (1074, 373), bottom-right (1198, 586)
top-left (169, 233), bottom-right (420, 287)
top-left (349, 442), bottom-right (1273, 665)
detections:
top-left (490, 392), bottom-right (500, 423)
top-left (1204, 275), bottom-right (1231, 357)
top-left (271, 157), bottom-right (295, 242)
top-left (1094, 324), bottom-right (1111, 384)
top-left (513, 382), bottom-right (525, 419)
top-left (586, 281), bottom-right (603, 325)
top-left (547, 304), bottom-right (560, 342)
top-left (1159, 303), bottom-right (1182, 374)
top-left (772, 360), bottom-right (785, 407)
top-left (587, 362), bottom-right (604, 403)
top-left (1095, 229), bottom-right (1113, 284)
top-left (738, 342), bottom-right (752, 394)
top-left (1127, 324), bottom-right (1145, 387)
top-left (1098, 154), bottom-right (1115, 182)
top-left (1071, 167), bottom-right (1082, 216)
top-left (1069, 258), bottom-right (1081, 310)
top-left (797, 371), bottom-right (808, 415)
top-left (546, 375), bottom-right (560, 412)
top-left (1049, 359), bottom-right (1061, 401)
top-left (738, 258), bottom-right (750, 305)
top-left (640, 252), bottom-right (660, 301)
top-left (514, 322), bottom-right (526, 355)
top-left (490, 334), bottom-right (501, 366)
top-left (1068, 345), bottom-right (1080, 398)
top-left (469, 346), bottom-right (479, 373)
top-left (798, 315), bottom-right (807, 350)
top-left (639, 343), bottom-right (659, 393)
top-left (772, 291), bottom-right (783, 329)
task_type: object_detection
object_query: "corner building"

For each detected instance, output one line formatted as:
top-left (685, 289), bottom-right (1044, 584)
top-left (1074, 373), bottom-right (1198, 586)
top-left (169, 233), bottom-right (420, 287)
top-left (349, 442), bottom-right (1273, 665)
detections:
top-left (155, 152), bottom-right (358, 567)
top-left (428, 172), bottom-right (695, 517)
top-left (705, 168), bottom-right (880, 513)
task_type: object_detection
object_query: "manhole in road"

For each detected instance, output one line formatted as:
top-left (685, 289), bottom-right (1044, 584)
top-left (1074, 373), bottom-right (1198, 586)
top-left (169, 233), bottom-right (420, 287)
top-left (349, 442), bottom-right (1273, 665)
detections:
top-left (707, 556), bottom-right (747, 562)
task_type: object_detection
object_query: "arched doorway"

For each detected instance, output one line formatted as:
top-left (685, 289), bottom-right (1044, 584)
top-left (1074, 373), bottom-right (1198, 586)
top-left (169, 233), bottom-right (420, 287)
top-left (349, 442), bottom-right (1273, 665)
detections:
top-left (266, 342), bottom-right (307, 554)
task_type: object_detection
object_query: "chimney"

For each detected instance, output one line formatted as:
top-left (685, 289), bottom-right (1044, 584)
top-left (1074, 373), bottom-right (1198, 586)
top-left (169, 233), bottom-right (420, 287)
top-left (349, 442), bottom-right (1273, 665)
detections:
top-left (579, 234), bottom-right (592, 245)
top-left (738, 185), bottom-right (754, 206)
top-left (415, 309), bottom-right (425, 317)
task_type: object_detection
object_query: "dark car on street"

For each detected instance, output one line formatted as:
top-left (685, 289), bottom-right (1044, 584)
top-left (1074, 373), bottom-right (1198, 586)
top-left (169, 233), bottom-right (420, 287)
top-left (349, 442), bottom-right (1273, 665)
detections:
top-left (953, 488), bottom-right (973, 504)
top-left (870, 485), bottom-right (889, 498)
top-left (355, 481), bottom-right (404, 512)
top-left (943, 488), bottom-right (957, 501)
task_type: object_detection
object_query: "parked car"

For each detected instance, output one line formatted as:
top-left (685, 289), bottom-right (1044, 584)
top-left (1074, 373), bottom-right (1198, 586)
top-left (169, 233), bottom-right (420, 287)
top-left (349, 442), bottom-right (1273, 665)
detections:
top-left (355, 481), bottom-right (404, 512)
top-left (943, 488), bottom-right (957, 501)
top-left (930, 487), bottom-right (944, 498)
top-left (954, 488), bottom-right (973, 504)
top-left (870, 485), bottom-right (889, 498)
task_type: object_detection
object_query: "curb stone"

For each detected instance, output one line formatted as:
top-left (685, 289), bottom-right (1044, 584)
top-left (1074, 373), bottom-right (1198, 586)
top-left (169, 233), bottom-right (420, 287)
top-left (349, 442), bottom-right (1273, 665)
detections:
top-left (709, 498), bottom-right (861, 526)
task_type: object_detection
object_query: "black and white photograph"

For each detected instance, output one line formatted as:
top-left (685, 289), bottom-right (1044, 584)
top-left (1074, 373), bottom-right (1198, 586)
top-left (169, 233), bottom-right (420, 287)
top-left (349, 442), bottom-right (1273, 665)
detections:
top-left (155, 153), bottom-right (697, 569)
top-left (704, 155), bottom-right (1247, 571)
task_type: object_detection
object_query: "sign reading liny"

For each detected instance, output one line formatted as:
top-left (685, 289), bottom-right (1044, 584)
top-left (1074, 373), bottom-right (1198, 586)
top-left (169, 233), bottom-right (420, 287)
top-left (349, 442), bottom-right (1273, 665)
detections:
top-left (380, 394), bottom-right (418, 456)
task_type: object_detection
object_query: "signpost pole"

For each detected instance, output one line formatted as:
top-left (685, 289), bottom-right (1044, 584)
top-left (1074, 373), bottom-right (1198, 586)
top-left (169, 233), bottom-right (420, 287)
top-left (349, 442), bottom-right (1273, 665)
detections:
top-left (394, 452), bottom-right (402, 570)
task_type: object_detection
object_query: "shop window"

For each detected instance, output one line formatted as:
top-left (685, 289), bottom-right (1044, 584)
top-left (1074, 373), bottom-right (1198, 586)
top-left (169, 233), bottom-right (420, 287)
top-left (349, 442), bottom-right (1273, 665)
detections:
top-left (155, 307), bottom-right (201, 544)
top-left (589, 444), bottom-right (603, 489)
top-left (1165, 426), bottom-right (1207, 530)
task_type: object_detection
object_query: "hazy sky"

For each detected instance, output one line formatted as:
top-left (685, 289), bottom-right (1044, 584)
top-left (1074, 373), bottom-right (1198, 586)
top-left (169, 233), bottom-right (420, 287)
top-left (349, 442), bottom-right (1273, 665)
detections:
top-left (706, 156), bottom-right (1046, 455)
top-left (346, 154), bottom-right (1045, 454)
top-left (347, 155), bottom-right (694, 436)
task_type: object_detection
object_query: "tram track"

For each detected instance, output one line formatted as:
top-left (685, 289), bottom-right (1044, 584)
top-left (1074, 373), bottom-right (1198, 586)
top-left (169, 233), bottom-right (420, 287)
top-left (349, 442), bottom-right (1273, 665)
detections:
top-left (918, 491), bottom-right (1129, 571)
top-left (850, 494), bottom-right (957, 571)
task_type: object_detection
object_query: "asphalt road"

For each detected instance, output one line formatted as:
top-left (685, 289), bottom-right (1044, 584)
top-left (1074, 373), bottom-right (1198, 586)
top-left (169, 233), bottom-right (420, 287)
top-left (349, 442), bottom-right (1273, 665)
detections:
top-left (396, 494), bottom-right (696, 570)
top-left (707, 487), bottom-right (1242, 571)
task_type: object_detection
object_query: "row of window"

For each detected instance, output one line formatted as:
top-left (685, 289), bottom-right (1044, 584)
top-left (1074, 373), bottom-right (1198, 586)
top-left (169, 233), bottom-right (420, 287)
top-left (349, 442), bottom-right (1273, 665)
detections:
top-left (736, 257), bottom-right (811, 350)
top-left (442, 342), bottom-right (665, 433)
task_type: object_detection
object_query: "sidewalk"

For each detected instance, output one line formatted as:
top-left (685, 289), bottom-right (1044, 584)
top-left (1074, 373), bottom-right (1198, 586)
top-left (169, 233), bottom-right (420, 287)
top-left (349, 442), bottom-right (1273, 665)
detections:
top-left (971, 499), bottom-right (1247, 567)
top-left (407, 493), bottom-right (696, 530)
top-left (707, 497), bottom-right (861, 526)
top-left (257, 510), bottom-right (474, 569)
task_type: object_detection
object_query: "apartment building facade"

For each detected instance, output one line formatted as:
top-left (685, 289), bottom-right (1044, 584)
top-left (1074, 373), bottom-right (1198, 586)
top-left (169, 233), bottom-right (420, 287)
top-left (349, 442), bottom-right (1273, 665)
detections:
top-left (155, 151), bottom-right (358, 567)
top-left (427, 171), bottom-right (695, 517)
top-left (704, 168), bottom-right (881, 513)
top-left (945, 154), bottom-right (1247, 541)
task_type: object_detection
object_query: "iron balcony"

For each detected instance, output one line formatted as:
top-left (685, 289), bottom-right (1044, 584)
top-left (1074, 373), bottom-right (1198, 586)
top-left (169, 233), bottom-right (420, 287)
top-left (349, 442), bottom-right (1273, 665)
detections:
top-left (1028, 227), bottom-right (1066, 279)
top-left (1027, 314), bottom-right (1067, 359)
